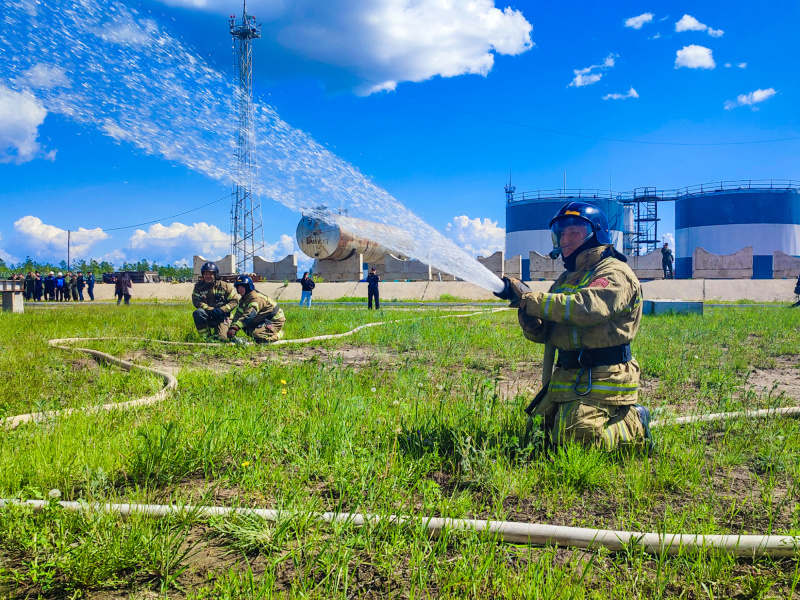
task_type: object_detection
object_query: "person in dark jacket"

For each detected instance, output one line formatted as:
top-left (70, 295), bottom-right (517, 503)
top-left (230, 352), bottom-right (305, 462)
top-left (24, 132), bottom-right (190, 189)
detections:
top-left (33, 271), bottom-right (43, 301)
top-left (115, 272), bottom-right (133, 305)
top-left (367, 267), bottom-right (380, 310)
top-left (44, 272), bottom-right (55, 301)
top-left (55, 272), bottom-right (66, 301)
top-left (24, 272), bottom-right (34, 300)
top-left (661, 243), bottom-right (674, 279)
top-left (791, 271), bottom-right (800, 308)
top-left (68, 272), bottom-right (79, 301)
top-left (86, 272), bottom-right (95, 301)
top-left (76, 271), bottom-right (85, 301)
top-left (297, 271), bottom-right (315, 308)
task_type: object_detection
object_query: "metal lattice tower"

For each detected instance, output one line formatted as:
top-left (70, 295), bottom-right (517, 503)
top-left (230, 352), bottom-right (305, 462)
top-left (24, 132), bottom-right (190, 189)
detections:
top-left (229, 1), bottom-right (263, 273)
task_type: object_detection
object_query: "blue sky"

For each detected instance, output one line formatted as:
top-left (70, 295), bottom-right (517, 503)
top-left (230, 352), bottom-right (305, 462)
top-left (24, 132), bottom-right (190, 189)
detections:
top-left (1, 0), bottom-right (797, 271)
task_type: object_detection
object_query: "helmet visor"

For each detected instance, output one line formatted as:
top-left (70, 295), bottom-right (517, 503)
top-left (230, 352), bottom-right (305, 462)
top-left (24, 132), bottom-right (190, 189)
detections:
top-left (550, 217), bottom-right (593, 253)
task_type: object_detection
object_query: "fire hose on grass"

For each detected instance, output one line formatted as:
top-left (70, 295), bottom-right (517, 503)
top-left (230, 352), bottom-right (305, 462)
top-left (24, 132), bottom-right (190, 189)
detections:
top-left (3, 309), bottom-right (800, 558)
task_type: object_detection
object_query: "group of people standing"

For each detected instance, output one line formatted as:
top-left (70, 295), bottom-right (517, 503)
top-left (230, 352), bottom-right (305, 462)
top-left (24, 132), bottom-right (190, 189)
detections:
top-left (13, 271), bottom-right (96, 302)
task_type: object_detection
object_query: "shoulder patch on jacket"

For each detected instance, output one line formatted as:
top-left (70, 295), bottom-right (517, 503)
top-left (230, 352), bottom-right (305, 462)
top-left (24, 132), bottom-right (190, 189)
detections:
top-left (589, 277), bottom-right (610, 288)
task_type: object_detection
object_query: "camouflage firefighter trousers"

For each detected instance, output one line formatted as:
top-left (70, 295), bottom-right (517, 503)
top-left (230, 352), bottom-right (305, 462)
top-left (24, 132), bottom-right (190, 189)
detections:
top-left (246, 320), bottom-right (285, 344)
top-left (531, 395), bottom-right (646, 451)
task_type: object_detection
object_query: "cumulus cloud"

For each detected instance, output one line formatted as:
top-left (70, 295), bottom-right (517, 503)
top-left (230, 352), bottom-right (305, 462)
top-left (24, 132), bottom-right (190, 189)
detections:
top-left (724, 88), bottom-right (777, 110)
top-left (102, 249), bottom-right (128, 266)
top-left (127, 221), bottom-right (230, 262)
top-left (602, 87), bottom-right (639, 100)
top-left (674, 45), bottom-right (715, 69)
top-left (568, 53), bottom-right (617, 87)
top-left (14, 216), bottom-right (108, 258)
top-left (263, 234), bottom-right (296, 261)
top-left (157, 0), bottom-right (533, 95)
top-left (675, 14), bottom-right (723, 37)
top-left (662, 233), bottom-right (675, 247)
top-left (0, 233), bottom-right (20, 265)
top-left (445, 215), bottom-right (504, 257)
top-left (0, 85), bottom-right (56, 164)
top-left (625, 13), bottom-right (653, 29)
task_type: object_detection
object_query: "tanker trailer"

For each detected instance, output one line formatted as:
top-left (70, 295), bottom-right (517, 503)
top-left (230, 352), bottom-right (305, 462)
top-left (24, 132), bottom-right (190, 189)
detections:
top-left (296, 215), bottom-right (414, 262)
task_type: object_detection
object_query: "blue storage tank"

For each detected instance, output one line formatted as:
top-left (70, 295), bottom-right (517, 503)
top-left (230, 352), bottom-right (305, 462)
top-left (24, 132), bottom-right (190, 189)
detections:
top-left (506, 193), bottom-right (624, 278)
top-left (675, 185), bottom-right (800, 279)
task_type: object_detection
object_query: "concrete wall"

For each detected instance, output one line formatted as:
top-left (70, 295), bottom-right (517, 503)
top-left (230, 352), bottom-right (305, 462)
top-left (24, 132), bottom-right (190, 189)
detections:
top-left (693, 246), bottom-right (753, 279)
top-left (773, 251), bottom-right (800, 279)
top-left (477, 251), bottom-right (504, 279)
top-left (314, 253), bottom-right (363, 282)
top-left (253, 254), bottom-right (298, 282)
top-left (529, 251), bottom-right (561, 280)
top-left (193, 254), bottom-right (235, 278)
top-left (504, 254), bottom-right (522, 280)
top-left (626, 250), bottom-right (664, 280)
top-left (383, 255), bottom-right (431, 281)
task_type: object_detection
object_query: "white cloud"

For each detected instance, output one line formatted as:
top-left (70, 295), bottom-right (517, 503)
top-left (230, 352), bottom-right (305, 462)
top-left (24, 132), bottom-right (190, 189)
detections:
top-left (625, 13), bottom-right (653, 29)
top-left (445, 215), bottom-right (504, 258)
top-left (675, 14), bottom-right (723, 37)
top-left (127, 221), bottom-right (230, 262)
top-left (724, 88), bottom-right (777, 110)
top-left (568, 53), bottom-right (618, 87)
top-left (0, 85), bottom-right (56, 164)
top-left (263, 234), bottom-right (295, 261)
top-left (650, 33), bottom-right (661, 40)
top-left (14, 216), bottom-right (108, 258)
top-left (662, 233), bottom-right (675, 247)
top-left (674, 45), bottom-right (715, 69)
top-left (157, 0), bottom-right (533, 96)
top-left (738, 62), bottom-right (747, 69)
top-left (0, 233), bottom-right (20, 265)
top-left (602, 87), bottom-right (639, 100)
top-left (17, 64), bottom-right (70, 89)
top-left (102, 249), bottom-right (127, 266)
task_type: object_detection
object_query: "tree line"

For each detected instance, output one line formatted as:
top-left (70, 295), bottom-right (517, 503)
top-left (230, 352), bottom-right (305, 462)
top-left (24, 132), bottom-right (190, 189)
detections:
top-left (0, 257), bottom-right (193, 279)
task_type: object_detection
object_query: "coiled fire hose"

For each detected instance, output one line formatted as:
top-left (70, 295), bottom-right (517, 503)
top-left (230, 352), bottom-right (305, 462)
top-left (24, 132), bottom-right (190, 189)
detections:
top-left (3, 309), bottom-right (800, 557)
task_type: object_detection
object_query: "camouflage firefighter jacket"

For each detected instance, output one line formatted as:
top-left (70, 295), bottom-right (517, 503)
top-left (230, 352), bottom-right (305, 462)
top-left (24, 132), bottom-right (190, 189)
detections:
top-left (192, 280), bottom-right (239, 314)
top-left (231, 290), bottom-right (285, 331)
top-left (518, 245), bottom-right (643, 406)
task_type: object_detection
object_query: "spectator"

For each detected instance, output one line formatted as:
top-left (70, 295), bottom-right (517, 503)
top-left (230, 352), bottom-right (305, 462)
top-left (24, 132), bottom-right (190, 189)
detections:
top-left (44, 272), bottom-right (55, 301)
top-left (661, 243), bottom-right (674, 279)
top-left (297, 271), bottom-right (315, 308)
top-left (367, 267), bottom-right (380, 310)
top-left (24, 272), bottom-right (34, 300)
top-left (33, 271), bottom-right (43, 302)
top-left (68, 272), bottom-right (79, 301)
top-left (791, 271), bottom-right (800, 308)
top-left (115, 272), bottom-right (133, 305)
top-left (86, 271), bottom-right (95, 301)
top-left (76, 271), bottom-right (85, 301)
top-left (55, 272), bottom-right (66, 301)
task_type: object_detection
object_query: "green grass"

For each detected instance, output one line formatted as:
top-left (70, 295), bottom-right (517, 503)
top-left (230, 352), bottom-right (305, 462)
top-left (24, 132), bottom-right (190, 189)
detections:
top-left (1, 303), bottom-right (799, 598)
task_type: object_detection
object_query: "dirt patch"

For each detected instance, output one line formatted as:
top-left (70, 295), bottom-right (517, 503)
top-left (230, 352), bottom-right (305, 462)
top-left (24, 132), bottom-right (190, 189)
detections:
top-left (745, 356), bottom-right (800, 402)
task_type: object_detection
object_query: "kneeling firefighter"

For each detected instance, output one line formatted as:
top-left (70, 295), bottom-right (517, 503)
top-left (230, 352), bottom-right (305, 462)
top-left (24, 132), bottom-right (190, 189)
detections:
top-left (228, 275), bottom-right (286, 344)
top-left (191, 262), bottom-right (239, 339)
top-left (495, 202), bottom-right (652, 451)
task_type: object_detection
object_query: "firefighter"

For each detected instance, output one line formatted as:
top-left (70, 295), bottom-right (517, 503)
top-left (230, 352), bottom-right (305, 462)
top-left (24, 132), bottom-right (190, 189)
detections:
top-left (227, 275), bottom-right (286, 344)
top-left (191, 262), bottom-right (239, 339)
top-left (496, 201), bottom-right (652, 451)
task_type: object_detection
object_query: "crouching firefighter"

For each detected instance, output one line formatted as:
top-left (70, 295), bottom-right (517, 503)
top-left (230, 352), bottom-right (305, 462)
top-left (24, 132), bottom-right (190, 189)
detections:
top-left (228, 275), bottom-right (286, 344)
top-left (192, 262), bottom-right (239, 340)
top-left (495, 201), bottom-right (653, 451)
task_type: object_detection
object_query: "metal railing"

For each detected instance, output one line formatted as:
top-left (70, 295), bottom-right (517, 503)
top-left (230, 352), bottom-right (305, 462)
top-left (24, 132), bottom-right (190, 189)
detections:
top-left (507, 179), bottom-right (800, 204)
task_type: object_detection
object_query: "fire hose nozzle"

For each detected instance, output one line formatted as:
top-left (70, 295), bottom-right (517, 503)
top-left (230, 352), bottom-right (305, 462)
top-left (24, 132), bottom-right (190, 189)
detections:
top-left (494, 276), bottom-right (531, 306)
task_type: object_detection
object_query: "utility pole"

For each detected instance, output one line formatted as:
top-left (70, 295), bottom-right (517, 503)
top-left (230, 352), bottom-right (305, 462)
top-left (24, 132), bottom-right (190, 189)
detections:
top-left (229, 0), bottom-right (264, 274)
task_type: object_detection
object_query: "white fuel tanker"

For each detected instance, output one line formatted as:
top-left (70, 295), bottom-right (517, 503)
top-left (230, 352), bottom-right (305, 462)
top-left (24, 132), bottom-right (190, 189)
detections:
top-left (296, 215), bottom-right (413, 263)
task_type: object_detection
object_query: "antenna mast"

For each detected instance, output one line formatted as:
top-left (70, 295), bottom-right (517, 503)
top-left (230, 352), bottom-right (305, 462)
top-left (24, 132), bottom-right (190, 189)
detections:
top-left (229, 0), bottom-right (264, 273)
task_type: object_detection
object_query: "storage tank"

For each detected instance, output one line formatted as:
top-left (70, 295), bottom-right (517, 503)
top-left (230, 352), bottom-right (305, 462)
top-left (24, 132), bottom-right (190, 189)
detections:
top-left (505, 192), bottom-right (625, 277)
top-left (675, 184), bottom-right (800, 278)
top-left (296, 215), bottom-right (413, 263)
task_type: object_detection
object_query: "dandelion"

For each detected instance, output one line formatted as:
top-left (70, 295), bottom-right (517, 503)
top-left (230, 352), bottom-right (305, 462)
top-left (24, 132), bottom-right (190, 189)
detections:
top-left (392, 400), bottom-right (400, 406)
top-left (241, 461), bottom-right (251, 467)
top-left (281, 379), bottom-right (287, 385)
top-left (418, 383), bottom-right (424, 388)
top-left (371, 387), bottom-right (377, 393)
top-left (282, 389), bottom-right (287, 395)
top-left (48, 489), bottom-right (62, 499)
top-left (694, 355), bottom-right (699, 359)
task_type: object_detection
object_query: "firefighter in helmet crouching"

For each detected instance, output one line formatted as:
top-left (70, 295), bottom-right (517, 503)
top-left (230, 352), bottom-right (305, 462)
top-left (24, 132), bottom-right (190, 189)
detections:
top-left (191, 262), bottom-right (239, 340)
top-left (228, 275), bottom-right (286, 343)
top-left (496, 201), bottom-right (652, 452)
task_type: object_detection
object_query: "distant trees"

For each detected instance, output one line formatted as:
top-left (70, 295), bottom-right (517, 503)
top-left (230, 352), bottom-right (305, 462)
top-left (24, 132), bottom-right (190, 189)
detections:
top-left (1, 257), bottom-right (193, 279)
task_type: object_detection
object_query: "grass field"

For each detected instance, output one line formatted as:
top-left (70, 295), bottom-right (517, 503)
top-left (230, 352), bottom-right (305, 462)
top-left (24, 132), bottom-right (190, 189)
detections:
top-left (1, 303), bottom-right (800, 599)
